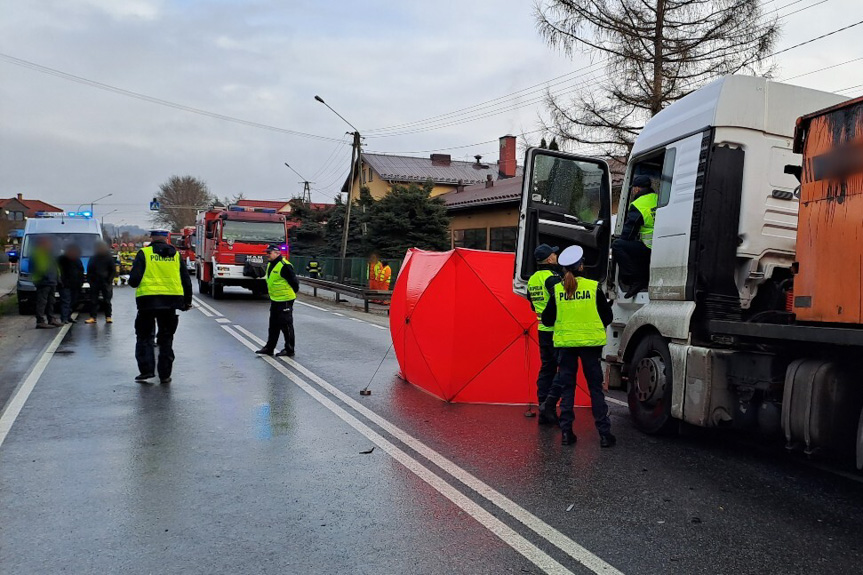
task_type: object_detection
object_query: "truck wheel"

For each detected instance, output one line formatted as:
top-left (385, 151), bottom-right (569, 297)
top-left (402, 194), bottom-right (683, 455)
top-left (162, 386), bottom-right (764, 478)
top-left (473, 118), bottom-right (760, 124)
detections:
top-left (212, 281), bottom-right (224, 299)
top-left (627, 334), bottom-right (676, 435)
top-left (198, 278), bottom-right (210, 295)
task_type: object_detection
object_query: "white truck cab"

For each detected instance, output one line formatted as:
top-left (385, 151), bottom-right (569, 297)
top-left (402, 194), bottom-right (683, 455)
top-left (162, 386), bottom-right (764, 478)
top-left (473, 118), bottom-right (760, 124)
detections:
top-left (515, 76), bottom-right (847, 434)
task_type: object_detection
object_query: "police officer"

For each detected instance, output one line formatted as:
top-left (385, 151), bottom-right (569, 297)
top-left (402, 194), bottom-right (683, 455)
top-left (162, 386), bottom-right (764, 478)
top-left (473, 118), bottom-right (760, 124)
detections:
top-left (527, 244), bottom-right (561, 424)
top-left (306, 256), bottom-right (321, 279)
top-left (540, 245), bottom-right (616, 447)
top-left (612, 175), bottom-right (657, 298)
top-left (128, 230), bottom-right (193, 384)
top-left (256, 244), bottom-right (299, 357)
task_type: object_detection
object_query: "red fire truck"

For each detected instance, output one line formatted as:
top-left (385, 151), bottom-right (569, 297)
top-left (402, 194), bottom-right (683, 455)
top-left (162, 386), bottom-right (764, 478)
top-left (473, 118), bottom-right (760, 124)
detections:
top-left (168, 226), bottom-right (196, 275)
top-left (195, 205), bottom-right (289, 299)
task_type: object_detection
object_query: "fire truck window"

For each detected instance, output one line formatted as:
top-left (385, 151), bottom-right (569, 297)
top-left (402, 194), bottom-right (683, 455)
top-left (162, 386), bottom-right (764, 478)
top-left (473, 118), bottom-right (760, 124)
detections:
top-left (221, 221), bottom-right (286, 244)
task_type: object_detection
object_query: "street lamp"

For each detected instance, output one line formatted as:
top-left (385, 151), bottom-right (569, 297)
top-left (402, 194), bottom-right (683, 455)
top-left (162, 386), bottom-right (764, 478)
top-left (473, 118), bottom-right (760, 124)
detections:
top-left (101, 209), bottom-right (119, 227)
top-left (315, 95), bottom-right (361, 283)
top-left (76, 193), bottom-right (113, 215)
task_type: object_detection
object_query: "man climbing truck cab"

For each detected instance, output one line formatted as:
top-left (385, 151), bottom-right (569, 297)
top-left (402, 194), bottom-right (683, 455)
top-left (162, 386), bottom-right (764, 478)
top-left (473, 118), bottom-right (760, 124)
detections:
top-left (514, 75), bottom-right (863, 467)
top-left (195, 205), bottom-right (289, 299)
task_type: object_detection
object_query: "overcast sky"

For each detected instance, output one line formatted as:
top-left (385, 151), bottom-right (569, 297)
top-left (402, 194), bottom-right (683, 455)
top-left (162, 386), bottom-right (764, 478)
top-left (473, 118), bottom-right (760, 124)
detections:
top-left (1, 0), bottom-right (861, 227)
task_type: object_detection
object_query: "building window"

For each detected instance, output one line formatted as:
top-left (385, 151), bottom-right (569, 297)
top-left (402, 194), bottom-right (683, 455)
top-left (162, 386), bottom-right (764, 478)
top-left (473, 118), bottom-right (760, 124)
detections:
top-left (368, 168), bottom-right (373, 183)
top-left (489, 227), bottom-right (517, 252)
top-left (452, 228), bottom-right (487, 250)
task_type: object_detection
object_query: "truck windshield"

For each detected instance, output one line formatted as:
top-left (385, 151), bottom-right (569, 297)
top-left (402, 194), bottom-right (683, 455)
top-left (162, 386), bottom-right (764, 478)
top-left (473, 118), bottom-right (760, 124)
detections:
top-left (222, 221), bottom-right (285, 244)
top-left (23, 233), bottom-right (102, 257)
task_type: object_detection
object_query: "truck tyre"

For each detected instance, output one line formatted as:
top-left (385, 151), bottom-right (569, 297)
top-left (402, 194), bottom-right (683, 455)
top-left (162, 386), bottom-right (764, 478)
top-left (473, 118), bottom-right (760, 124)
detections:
top-left (212, 281), bottom-right (224, 300)
top-left (198, 277), bottom-right (210, 295)
top-left (856, 406), bottom-right (863, 472)
top-left (627, 334), bottom-right (677, 435)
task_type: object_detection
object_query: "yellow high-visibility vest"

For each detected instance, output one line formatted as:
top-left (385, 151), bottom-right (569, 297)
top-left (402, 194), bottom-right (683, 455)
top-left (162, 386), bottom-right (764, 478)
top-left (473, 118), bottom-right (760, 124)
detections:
top-left (552, 278), bottom-right (607, 348)
top-left (135, 246), bottom-right (183, 297)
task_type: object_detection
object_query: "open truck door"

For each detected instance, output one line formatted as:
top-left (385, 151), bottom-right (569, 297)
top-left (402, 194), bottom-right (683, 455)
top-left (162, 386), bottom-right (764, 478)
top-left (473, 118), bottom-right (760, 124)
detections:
top-left (514, 148), bottom-right (613, 293)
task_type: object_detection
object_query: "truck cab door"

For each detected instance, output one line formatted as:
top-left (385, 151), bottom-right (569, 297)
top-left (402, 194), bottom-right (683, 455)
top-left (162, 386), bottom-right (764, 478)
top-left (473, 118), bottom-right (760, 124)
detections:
top-left (514, 148), bottom-right (612, 293)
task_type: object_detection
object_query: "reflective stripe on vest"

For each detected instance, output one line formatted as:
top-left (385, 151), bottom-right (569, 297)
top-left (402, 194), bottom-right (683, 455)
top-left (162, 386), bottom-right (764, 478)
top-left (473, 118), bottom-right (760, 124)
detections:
top-left (631, 192), bottom-right (658, 249)
top-left (135, 246), bottom-right (183, 297)
top-left (267, 258), bottom-right (296, 302)
top-left (552, 278), bottom-right (607, 348)
top-left (527, 269), bottom-right (555, 332)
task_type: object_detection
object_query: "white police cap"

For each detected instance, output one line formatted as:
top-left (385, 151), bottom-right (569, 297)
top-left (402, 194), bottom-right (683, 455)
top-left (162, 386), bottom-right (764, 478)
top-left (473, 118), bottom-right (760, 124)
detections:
top-left (558, 245), bottom-right (584, 267)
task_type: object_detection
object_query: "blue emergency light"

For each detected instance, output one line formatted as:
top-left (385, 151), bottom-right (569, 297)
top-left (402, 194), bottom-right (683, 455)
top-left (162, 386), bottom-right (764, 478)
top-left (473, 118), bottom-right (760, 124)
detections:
top-left (228, 206), bottom-right (244, 211)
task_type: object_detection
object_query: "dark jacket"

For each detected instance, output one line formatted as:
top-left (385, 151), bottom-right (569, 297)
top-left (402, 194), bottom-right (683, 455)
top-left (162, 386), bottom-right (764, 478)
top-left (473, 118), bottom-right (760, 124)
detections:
top-left (267, 257), bottom-right (300, 294)
top-left (541, 278), bottom-right (614, 335)
top-left (87, 252), bottom-right (116, 283)
top-left (58, 254), bottom-right (85, 289)
top-left (128, 239), bottom-right (193, 311)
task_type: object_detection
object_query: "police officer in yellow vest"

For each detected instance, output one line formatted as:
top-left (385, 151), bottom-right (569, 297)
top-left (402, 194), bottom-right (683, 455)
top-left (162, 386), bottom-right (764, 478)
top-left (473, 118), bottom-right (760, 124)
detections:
top-left (527, 244), bottom-right (562, 424)
top-left (128, 230), bottom-right (193, 384)
top-left (540, 245), bottom-right (616, 447)
top-left (255, 244), bottom-right (299, 357)
top-left (612, 175), bottom-right (657, 299)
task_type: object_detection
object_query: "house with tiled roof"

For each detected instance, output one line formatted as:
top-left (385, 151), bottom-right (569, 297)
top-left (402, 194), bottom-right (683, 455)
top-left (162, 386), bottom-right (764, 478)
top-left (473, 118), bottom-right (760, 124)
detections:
top-left (342, 135), bottom-right (523, 201)
top-left (1, 193), bottom-right (62, 243)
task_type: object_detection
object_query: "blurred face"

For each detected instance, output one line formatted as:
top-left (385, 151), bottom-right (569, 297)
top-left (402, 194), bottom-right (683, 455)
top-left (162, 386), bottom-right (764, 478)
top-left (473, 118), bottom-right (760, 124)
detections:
top-left (547, 253), bottom-right (558, 265)
top-left (267, 249), bottom-right (280, 261)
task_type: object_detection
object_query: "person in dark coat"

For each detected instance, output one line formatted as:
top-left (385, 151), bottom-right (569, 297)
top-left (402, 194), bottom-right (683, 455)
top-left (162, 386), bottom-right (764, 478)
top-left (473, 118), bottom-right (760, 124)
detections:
top-left (128, 231), bottom-right (193, 384)
top-left (612, 175), bottom-right (658, 298)
top-left (32, 236), bottom-right (62, 328)
top-left (85, 241), bottom-right (116, 324)
top-left (58, 244), bottom-right (85, 323)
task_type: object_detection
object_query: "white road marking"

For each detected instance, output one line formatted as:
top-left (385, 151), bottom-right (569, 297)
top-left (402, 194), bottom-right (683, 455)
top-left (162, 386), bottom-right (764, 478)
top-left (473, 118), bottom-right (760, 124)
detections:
top-left (295, 300), bottom-right (326, 311)
top-left (230, 324), bottom-right (622, 575)
top-left (371, 324), bottom-right (386, 330)
top-left (331, 312), bottom-right (345, 317)
top-left (215, 318), bottom-right (231, 324)
top-left (221, 324), bottom-right (576, 575)
top-left (0, 316), bottom-right (74, 448)
top-left (194, 305), bottom-right (214, 318)
top-left (606, 397), bottom-right (627, 408)
top-left (350, 317), bottom-right (365, 323)
top-left (192, 296), bottom-right (222, 317)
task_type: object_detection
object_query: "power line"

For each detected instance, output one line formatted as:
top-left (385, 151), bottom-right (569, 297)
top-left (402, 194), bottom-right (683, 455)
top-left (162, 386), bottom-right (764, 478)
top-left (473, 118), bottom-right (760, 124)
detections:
top-left (0, 53), bottom-right (345, 143)
top-left (780, 55), bottom-right (863, 81)
top-left (768, 19), bottom-right (863, 58)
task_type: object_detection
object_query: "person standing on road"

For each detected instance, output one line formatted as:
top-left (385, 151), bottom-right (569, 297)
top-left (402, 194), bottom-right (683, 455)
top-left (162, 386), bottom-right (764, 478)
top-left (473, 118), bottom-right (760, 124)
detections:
top-left (128, 230), bottom-right (193, 384)
top-left (527, 244), bottom-right (561, 425)
top-left (256, 244), bottom-right (299, 357)
top-left (540, 245), bottom-right (616, 448)
top-left (32, 237), bottom-right (62, 329)
top-left (85, 241), bottom-right (116, 324)
top-left (58, 244), bottom-right (84, 324)
top-left (307, 256), bottom-right (321, 279)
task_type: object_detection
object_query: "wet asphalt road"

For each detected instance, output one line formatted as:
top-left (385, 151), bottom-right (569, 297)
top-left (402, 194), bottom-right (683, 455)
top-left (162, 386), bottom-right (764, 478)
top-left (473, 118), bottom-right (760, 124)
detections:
top-left (2, 286), bottom-right (863, 575)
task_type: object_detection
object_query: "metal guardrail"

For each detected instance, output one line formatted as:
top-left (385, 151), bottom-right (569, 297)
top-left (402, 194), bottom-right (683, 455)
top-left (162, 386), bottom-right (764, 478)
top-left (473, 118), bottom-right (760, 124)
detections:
top-left (290, 255), bottom-right (400, 287)
top-left (301, 276), bottom-right (392, 313)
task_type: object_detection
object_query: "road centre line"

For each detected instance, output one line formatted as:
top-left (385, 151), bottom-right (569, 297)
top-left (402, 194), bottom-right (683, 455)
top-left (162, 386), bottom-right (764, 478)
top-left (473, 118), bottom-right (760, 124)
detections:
top-left (349, 317), bottom-right (365, 323)
top-left (215, 318), bottom-right (231, 324)
top-left (230, 322), bottom-right (623, 575)
top-left (194, 304), bottom-right (214, 317)
top-left (606, 397), bottom-right (627, 408)
top-left (192, 296), bottom-right (222, 317)
top-left (221, 324), bottom-right (577, 575)
top-left (295, 300), bottom-right (327, 311)
top-left (0, 316), bottom-right (74, 449)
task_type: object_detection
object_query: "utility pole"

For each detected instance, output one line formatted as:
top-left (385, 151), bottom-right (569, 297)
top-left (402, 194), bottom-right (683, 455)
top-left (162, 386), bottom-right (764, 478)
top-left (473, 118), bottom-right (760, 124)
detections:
top-left (284, 162), bottom-right (313, 204)
top-left (338, 131), bottom-right (361, 282)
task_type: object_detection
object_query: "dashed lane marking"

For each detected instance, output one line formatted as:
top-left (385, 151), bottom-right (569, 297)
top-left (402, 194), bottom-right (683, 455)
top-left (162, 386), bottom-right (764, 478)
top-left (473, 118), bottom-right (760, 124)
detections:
top-left (230, 324), bottom-right (623, 575)
top-left (194, 305), bottom-right (214, 318)
top-left (606, 397), bottom-right (627, 408)
top-left (350, 317), bottom-right (365, 323)
top-left (295, 300), bottom-right (327, 311)
top-left (331, 312), bottom-right (345, 317)
top-left (0, 314), bottom-right (76, 448)
top-left (215, 318), bottom-right (231, 324)
top-left (221, 324), bottom-right (578, 575)
top-left (192, 296), bottom-right (222, 317)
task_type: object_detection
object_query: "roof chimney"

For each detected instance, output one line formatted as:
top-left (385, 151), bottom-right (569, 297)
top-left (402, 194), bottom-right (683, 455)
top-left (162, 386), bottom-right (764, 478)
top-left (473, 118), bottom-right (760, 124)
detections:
top-left (430, 153), bottom-right (451, 166)
top-left (485, 174), bottom-right (494, 188)
top-left (17, 193), bottom-right (23, 201)
top-left (456, 179), bottom-right (465, 193)
top-left (498, 135), bottom-right (516, 178)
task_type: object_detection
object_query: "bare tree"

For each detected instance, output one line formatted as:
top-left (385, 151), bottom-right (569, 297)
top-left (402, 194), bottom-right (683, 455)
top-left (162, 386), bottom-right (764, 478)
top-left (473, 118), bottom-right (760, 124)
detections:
top-left (535, 0), bottom-right (779, 157)
top-left (151, 175), bottom-right (214, 231)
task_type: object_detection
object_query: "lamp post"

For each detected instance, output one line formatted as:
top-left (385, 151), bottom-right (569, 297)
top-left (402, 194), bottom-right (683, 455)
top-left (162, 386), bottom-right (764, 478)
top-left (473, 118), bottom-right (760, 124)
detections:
top-left (315, 95), bottom-right (361, 283)
top-left (77, 193), bottom-right (113, 215)
top-left (101, 209), bottom-right (118, 228)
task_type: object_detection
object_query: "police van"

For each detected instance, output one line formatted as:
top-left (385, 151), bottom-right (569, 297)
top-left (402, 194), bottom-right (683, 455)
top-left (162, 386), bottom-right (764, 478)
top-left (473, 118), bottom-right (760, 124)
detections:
top-left (17, 211), bottom-right (104, 314)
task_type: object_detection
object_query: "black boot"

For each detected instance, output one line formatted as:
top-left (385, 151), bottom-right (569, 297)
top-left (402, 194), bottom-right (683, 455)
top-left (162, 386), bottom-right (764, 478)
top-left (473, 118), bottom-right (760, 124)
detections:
top-left (539, 397), bottom-right (559, 426)
top-left (255, 347), bottom-right (274, 356)
top-left (600, 433), bottom-right (617, 448)
top-left (561, 428), bottom-right (578, 445)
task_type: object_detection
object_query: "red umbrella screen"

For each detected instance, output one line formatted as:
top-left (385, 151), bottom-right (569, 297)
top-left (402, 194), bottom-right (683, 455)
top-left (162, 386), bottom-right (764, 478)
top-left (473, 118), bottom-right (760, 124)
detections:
top-left (390, 248), bottom-right (592, 405)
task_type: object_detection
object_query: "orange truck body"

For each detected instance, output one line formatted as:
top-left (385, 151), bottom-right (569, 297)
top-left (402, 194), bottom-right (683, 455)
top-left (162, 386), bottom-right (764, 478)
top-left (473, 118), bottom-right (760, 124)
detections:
top-left (793, 96), bottom-right (863, 324)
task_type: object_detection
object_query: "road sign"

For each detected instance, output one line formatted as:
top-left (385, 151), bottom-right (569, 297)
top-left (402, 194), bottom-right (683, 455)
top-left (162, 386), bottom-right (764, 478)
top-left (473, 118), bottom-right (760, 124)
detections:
top-left (149, 200), bottom-right (160, 211)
